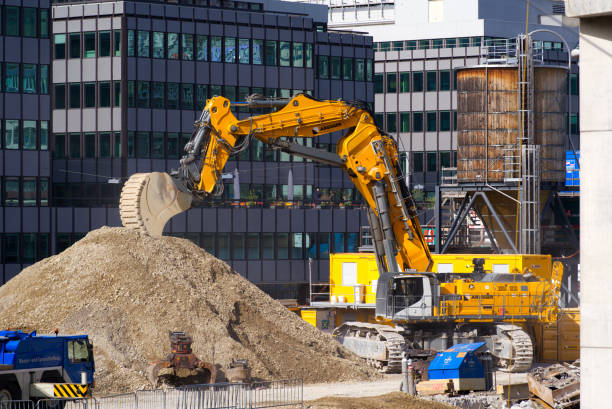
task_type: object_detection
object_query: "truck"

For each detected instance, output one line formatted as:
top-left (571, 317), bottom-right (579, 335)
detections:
top-left (116, 93), bottom-right (563, 374)
top-left (0, 330), bottom-right (94, 402)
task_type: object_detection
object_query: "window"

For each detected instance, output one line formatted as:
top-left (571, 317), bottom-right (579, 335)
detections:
top-left (232, 234), bottom-right (245, 259)
top-left (54, 84), bottom-right (66, 109)
top-left (137, 31), bottom-right (149, 57)
top-left (5, 7), bottom-right (19, 36)
top-left (23, 64), bottom-right (36, 94)
top-left (318, 55), bottom-right (329, 79)
top-left (5, 120), bottom-right (19, 150)
top-left (127, 81), bottom-right (135, 107)
top-left (127, 30), bottom-right (135, 56)
top-left (413, 112), bottom-right (424, 132)
top-left (152, 132), bottom-right (164, 159)
top-left (279, 41), bottom-right (290, 67)
top-left (152, 82), bottom-right (164, 108)
top-left (253, 39), bottom-right (263, 65)
top-left (39, 65), bottom-right (48, 94)
top-left (427, 152), bottom-right (437, 172)
top-left (413, 71), bottom-right (423, 92)
top-left (426, 71), bottom-right (437, 91)
top-left (399, 72), bottom-right (410, 92)
top-left (69, 33), bottom-right (81, 58)
top-left (293, 42), bottom-right (303, 67)
top-left (247, 233), bottom-right (260, 259)
top-left (306, 43), bottom-right (313, 68)
top-left (446, 38), bottom-right (456, 48)
top-left (387, 72), bottom-right (397, 93)
top-left (440, 111), bottom-right (451, 131)
top-left (386, 112), bottom-right (397, 133)
top-left (238, 38), bottom-right (249, 64)
top-left (136, 132), bottom-right (149, 158)
top-left (23, 8), bottom-right (37, 37)
top-left (138, 81), bottom-right (150, 108)
top-left (379, 42), bottom-right (390, 52)
top-left (84, 83), bottom-right (96, 108)
top-left (5, 63), bottom-right (19, 93)
top-left (342, 58), bottom-right (353, 80)
top-left (426, 111), bottom-right (437, 131)
top-left (196, 35), bottom-right (208, 61)
top-left (167, 83), bottom-right (179, 109)
top-left (67, 340), bottom-right (90, 363)
top-left (459, 37), bottom-right (470, 47)
top-left (277, 233), bottom-right (289, 259)
top-left (570, 113), bottom-right (579, 134)
top-left (40, 121), bottom-right (48, 150)
top-left (374, 73), bottom-right (383, 93)
top-left (330, 57), bottom-right (341, 79)
top-left (4, 178), bottom-right (19, 207)
top-left (22, 234), bottom-right (36, 262)
top-left (99, 82), bottom-right (111, 107)
top-left (419, 39), bottom-right (429, 50)
top-left (181, 84), bottom-right (193, 109)
top-left (22, 179), bottom-right (37, 207)
top-left (225, 37), bottom-right (236, 63)
top-left (99, 133), bottom-right (111, 158)
top-left (69, 133), bottom-right (81, 158)
top-left (166, 133), bottom-right (178, 158)
top-left (69, 83), bottom-right (80, 109)
top-left (99, 31), bottom-right (111, 57)
top-left (472, 37), bottom-right (481, 46)
top-left (400, 112), bottom-right (410, 132)
top-left (168, 33), bottom-right (179, 59)
top-left (210, 36), bottom-right (222, 62)
top-left (440, 151), bottom-right (451, 168)
top-left (367, 59), bottom-right (373, 81)
top-left (40, 10), bottom-right (49, 38)
top-left (54, 134), bottom-right (66, 158)
top-left (114, 81), bottom-right (121, 107)
top-left (84, 133), bottom-right (95, 158)
top-left (23, 121), bottom-right (36, 150)
top-left (440, 70), bottom-right (450, 91)
top-left (570, 73), bottom-right (578, 95)
top-left (318, 233), bottom-right (330, 259)
top-left (114, 132), bottom-right (121, 157)
top-left (262, 233), bottom-right (274, 259)
top-left (453, 70), bottom-right (458, 90)
top-left (182, 34), bottom-right (193, 60)
top-left (54, 34), bottom-right (66, 59)
top-left (413, 151), bottom-right (423, 172)
top-left (114, 30), bottom-right (121, 56)
top-left (265, 40), bottom-right (277, 66)
top-left (374, 113), bottom-right (384, 127)
top-left (127, 132), bottom-right (135, 157)
top-left (84, 32), bottom-right (96, 58)
top-left (432, 39), bottom-right (443, 49)
top-left (355, 58), bottom-right (365, 81)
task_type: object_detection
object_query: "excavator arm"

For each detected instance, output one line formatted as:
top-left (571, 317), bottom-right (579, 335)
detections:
top-left (119, 93), bottom-right (433, 273)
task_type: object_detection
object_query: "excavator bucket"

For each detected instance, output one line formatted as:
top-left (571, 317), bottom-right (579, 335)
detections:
top-left (119, 172), bottom-right (192, 236)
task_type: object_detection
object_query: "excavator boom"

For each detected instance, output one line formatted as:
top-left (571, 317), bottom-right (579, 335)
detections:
top-left (119, 94), bottom-right (433, 273)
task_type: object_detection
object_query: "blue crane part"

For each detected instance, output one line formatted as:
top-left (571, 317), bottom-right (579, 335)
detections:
top-left (0, 330), bottom-right (95, 401)
top-left (427, 342), bottom-right (487, 392)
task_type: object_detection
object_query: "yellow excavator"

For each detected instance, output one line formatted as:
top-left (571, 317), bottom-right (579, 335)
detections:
top-left (119, 93), bottom-right (563, 373)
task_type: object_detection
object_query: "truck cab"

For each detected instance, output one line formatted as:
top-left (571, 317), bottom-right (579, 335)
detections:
top-left (0, 330), bottom-right (94, 401)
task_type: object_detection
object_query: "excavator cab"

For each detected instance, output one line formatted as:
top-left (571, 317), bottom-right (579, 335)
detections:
top-left (376, 273), bottom-right (437, 322)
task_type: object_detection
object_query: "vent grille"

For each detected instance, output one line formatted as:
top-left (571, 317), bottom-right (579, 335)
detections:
top-left (552, 1), bottom-right (565, 15)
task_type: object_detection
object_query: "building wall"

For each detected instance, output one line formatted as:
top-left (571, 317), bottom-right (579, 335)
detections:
top-left (0, 0), bottom-right (52, 282)
top-left (0, 0), bottom-right (375, 288)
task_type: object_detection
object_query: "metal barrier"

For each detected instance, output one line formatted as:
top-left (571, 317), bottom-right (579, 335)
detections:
top-left (0, 380), bottom-right (302, 409)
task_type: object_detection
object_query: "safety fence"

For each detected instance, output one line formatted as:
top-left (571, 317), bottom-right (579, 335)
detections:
top-left (0, 379), bottom-right (302, 409)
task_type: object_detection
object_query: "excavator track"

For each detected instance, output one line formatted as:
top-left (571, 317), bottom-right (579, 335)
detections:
top-left (333, 322), bottom-right (405, 374)
top-left (493, 325), bottom-right (534, 373)
top-left (119, 172), bottom-right (192, 236)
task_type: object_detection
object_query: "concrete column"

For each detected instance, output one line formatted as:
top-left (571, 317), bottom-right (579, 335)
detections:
top-left (566, 2), bottom-right (612, 407)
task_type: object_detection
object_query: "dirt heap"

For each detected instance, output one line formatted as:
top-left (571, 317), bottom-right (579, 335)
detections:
top-left (0, 227), bottom-right (378, 394)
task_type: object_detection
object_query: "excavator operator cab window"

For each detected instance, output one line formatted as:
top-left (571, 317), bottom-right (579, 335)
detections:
top-left (392, 277), bottom-right (424, 307)
top-left (68, 340), bottom-right (92, 363)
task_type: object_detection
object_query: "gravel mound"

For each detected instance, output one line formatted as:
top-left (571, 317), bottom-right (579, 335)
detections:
top-left (0, 227), bottom-right (378, 395)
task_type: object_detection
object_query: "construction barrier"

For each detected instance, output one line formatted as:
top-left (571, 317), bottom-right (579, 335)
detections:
top-left (0, 379), bottom-right (302, 409)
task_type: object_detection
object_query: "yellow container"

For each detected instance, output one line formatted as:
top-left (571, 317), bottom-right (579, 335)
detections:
top-left (329, 253), bottom-right (380, 304)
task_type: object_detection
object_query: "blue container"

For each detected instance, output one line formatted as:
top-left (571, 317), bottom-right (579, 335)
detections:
top-left (428, 342), bottom-right (486, 385)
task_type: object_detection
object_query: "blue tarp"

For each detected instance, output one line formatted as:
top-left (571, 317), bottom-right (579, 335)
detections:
top-left (428, 342), bottom-right (486, 380)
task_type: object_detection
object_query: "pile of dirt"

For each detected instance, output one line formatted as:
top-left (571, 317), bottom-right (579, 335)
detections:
top-left (0, 227), bottom-right (378, 395)
top-left (306, 393), bottom-right (456, 409)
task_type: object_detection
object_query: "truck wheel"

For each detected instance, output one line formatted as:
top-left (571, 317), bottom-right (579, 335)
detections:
top-left (0, 383), bottom-right (21, 402)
